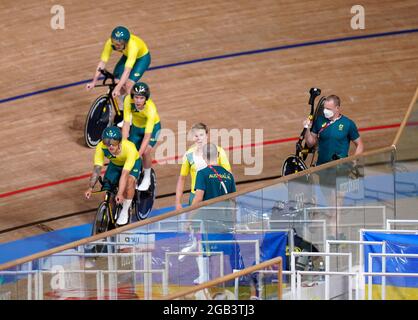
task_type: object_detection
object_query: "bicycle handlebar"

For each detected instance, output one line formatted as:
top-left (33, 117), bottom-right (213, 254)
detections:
top-left (97, 68), bottom-right (116, 87)
top-left (90, 176), bottom-right (105, 195)
top-left (96, 176), bottom-right (119, 195)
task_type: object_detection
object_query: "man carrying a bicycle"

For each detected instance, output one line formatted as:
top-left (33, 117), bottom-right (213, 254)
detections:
top-left (122, 82), bottom-right (161, 191)
top-left (85, 126), bottom-right (141, 226)
top-left (86, 26), bottom-right (151, 101)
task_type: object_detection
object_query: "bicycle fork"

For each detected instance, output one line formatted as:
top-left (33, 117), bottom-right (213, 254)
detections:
top-left (109, 91), bottom-right (123, 119)
top-left (105, 192), bottom-right (117, 226)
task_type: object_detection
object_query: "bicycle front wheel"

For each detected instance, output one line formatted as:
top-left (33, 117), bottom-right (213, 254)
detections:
top-left (84, 94), bottom-right (112, 148)
top-left (92, 202), bottom-right (110, 235)
top-left (281, 155), bottom-right (308, 177)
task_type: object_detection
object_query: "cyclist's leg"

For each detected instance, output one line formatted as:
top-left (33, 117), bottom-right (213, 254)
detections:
top-left (123, 79), bottom-right (135, 97)
top-left (116, 158), bottom-right (141, 225)
top-left (113, 56), bottom-right (128, 119)
top-left (113, 56), bottom-right (127, 81)
top-left (103, 163), bottom-right (123, 225)
top-left (128, 125), bottom-right (145, 150)
top-left (129, 53), bottom-right (151, 83)
top-left (102, 162), bottom-right (122, 192)
top-left (125, 159), bottom-right (141, 201)
top-left (138, 122), bottom-right (161, 190)
top-left (121, 53), bottom-right (151, 96)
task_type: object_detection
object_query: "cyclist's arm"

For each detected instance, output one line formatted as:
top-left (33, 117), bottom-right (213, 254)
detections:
top-left (192, 190), bottom-right (204, 205)
top-left (353, 137), bottom-right (364, 156)
top-left (122, 122), bottom-right (130, 140)
top-left (304, 118), bottom-right (318, 147)
top-left (138, 108), bottom-right (156, 157)
top-left (86, 144), bottom-right (105, 198)
top-left (122, 96), bottom-right (131, 139)
top-left (119, 143), bottom-right (137, 199)
top-left (175, 175), bottom-right (187, 210)
top-left (138, 133), bottom-right (151, 157)
top-left (94, 143), bottom-right (105, 167)
top-left (175, 154), bottom-right (190, 209)
top-left (138, 107), bottom-right (157, 155)
top-left (89, 40), bottom-right (112, 89)
top-left (89, 165), bottom-right (102, 189)
top-left (85, 165), bottom-right (102, 199)
top-left (115, 67), bottom-right (132, 90)
top-left (125, 42), bottom-right (140, 68)
top-left (92, 61), bottom-right (106, 84)
top-left (304, 130), bottom-right (318, 148)
top-left (87, 61), bottom-right (106, 90)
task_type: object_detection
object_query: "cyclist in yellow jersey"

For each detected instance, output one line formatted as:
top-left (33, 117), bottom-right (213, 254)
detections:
top-left (122, 82), bottom-right (161, 191)
top-left (175, 123), bottom-right (231, 210)
top-left (86, 26), bottom-right (151, 100)
top-left (85, 126), bottom-right (141, 226)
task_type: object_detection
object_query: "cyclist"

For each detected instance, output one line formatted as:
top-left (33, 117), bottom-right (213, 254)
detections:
top-left (175, 123), bottom-right (231, 210)
top-left (85, 126), bottom-right (141, 226)
top-left (86, 26), bottom-right (151, 101)
top-left (122, 82), bottom-right (161, 191)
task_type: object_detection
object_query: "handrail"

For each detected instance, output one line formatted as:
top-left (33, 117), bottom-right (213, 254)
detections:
top-left (392, 86), bottom-right (418, 146)
top-left (163, 256), bottom-right (282, 300)
top-left (0, 146), bottom-right (395, 271)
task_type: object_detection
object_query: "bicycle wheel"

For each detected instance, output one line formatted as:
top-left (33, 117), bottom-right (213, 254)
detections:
top-left (281, 155), bottom-right (308, 177)
top-left (84, 94), bottom-right (113, 148)
top-left (313, 96), bottom-right (326, 123)
top-left (92, 202), bottom-right (110, 235)
top-left (135, 169), bottom-right (156, 220)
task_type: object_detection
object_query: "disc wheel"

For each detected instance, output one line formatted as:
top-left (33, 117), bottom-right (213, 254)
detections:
top-left (281, 155), bottom-right (308, 177)
top-left (84, 94), bottom-right (112, 148)
top-left (135, 169), bottom-right (157, 221)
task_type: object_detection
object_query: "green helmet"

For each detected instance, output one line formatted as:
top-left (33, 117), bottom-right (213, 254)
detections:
top-left (131, 82), bottom-right (150, 100)
top-left (111, 26), bottom-right (130, 43)
top-left (102, 126), bottom-right (122, 144)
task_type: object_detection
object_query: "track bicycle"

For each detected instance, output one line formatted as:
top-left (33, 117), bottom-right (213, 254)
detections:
top-left (281, 87), bottom-right (325, 176)
top-left (91, 168), bottom-right (157, 236)
top-left (91, 176), bottom-right (123, 235)
top-left (84, 69), bottom-right (124, 148)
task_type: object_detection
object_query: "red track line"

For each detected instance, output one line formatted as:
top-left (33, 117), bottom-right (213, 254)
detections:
top-left (0, 122), bottom-right (402, 199)
top-left (0, 173), bottom-right (91, 199)
top-left (358, 123), bottom-right (401, 132)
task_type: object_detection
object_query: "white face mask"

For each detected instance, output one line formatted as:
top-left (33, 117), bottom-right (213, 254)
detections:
top-left (323, 108), bottom-right (334, 119)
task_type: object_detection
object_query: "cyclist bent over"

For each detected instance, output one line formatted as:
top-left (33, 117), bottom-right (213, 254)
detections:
top-left (122, 82), bottom-right (161, 191)
top-left (85, 126), bottom-right (141, 225)
top-left (86, 26), bottom-right (151, 100)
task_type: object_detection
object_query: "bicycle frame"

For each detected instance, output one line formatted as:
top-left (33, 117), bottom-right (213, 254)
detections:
top-left (91, 178), bottom-right (119, 232)
top-left (281, 88), bottom-right (324, 177)
top-left (103, 191), bottom-right (117, 226)
top-left (94, 69), bottom-right (123, 121)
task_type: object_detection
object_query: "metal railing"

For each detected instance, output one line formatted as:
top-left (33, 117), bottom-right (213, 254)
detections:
top-left (163, 257), bottom-right (282, 300)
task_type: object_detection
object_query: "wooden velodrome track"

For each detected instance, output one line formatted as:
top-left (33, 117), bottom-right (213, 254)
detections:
top-left (1, 0), bottom-right (418, 243)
